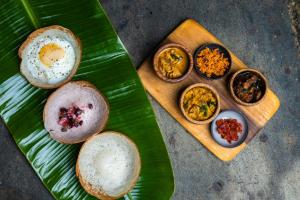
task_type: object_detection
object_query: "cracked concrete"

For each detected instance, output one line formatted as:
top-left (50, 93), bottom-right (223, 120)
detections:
top-left (1, 0), bottom-right (299, 200)
top-left (288, 0), bottom-right (300, 50)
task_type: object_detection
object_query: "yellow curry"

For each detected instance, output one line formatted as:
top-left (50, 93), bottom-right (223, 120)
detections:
top-left (183, 87), bottom-right (217, 121)
top-left (158, 47), bottom-right (188, 79)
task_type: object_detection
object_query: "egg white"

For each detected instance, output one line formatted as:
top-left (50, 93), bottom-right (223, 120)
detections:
top-left (21, 29), bottom-right (76, 84)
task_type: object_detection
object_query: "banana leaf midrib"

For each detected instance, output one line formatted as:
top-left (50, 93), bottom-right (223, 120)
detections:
top-left (19, 0), bottom-right (40, 28)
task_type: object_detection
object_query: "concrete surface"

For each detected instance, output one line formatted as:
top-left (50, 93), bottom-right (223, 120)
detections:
top-left (1, 0), bottom-right (299, 199)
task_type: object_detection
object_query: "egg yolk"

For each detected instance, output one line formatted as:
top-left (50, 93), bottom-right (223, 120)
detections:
top-left (39, 43), bottom-right (65, 67)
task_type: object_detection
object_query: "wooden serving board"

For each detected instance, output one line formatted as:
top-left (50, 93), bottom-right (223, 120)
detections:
top-left (137, 19), bottom-right (280, 161)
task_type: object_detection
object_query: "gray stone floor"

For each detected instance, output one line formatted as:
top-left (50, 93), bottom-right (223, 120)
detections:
top-left (0, 0), bottom-right (299, 199)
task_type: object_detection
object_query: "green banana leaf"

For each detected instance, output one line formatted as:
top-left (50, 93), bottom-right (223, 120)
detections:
top-left (0, 0), bottom-right (174, 199)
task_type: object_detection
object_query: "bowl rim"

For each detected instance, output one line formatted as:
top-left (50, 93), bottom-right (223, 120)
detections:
top-left (193, 43), bottom-right (232, 80)
top-left (229, 68), bottom-right (268, 106)
top-left (210, 109), bottom-right (249, 148)
top-left (179, 83), bottom-right (220, 124)
top-left (153, 43), bottom-right (193, 83)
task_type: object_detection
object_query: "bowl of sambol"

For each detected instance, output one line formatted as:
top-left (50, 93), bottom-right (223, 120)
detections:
top-left (210, 110), bottom-right (248, 148)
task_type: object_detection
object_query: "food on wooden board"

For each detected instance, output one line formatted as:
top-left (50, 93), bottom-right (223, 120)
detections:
top-left (195, 47), bottom-right (229, 78)
top-left (158, 47), bottom-right (189, 79)
top-left (233, 71), bottom-right (266, 103)
top-left (216, 118), bottom-right (243, 143)
top-left (153, 43), bottom-right (193, 82)
top-left (180, 83), bottom-right (220, 124)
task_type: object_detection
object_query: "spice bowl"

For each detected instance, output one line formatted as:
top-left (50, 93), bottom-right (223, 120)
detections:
top-left (179, 83), bottom-right (220, 125)
top-left (229, 68), bottom-right (268, 106)
top-left (193, 43), bottom-right (232, 80)
top-left (153, 43), bottom-right (193, 83)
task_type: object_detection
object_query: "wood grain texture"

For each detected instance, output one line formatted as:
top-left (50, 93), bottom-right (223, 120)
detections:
top-left (137, 19), bottom-right (280, 161)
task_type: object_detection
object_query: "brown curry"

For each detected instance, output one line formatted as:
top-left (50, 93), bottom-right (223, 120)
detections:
top-left (233, 71), bottom-right (266, 103)
top-left (158, 47), bottom-right (188, 79)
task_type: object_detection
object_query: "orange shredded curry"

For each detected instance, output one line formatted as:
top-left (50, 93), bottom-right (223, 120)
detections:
top-left (196, 48), bottom-right (229, 77)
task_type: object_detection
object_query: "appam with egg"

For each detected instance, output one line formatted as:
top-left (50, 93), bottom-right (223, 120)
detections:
top-left (19, 25), bottom-right (81, 88)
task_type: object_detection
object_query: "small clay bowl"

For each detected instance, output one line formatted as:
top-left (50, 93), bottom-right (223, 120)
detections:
top-left (193, 43), bottom-right (232, 80)
top-left (229, 68), bottom-right (268, 106)
top-left (179, 83), bottom-right (220, 125)
top-left (153, 43), bottom-right (193, 83)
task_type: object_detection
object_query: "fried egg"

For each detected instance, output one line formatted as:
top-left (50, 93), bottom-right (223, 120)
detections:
top-left (19, 25), bottom-right (81, 88)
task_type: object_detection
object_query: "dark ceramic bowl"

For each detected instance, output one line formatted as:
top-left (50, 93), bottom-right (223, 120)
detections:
top-left (193, 43), bottom-right (232, 80)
